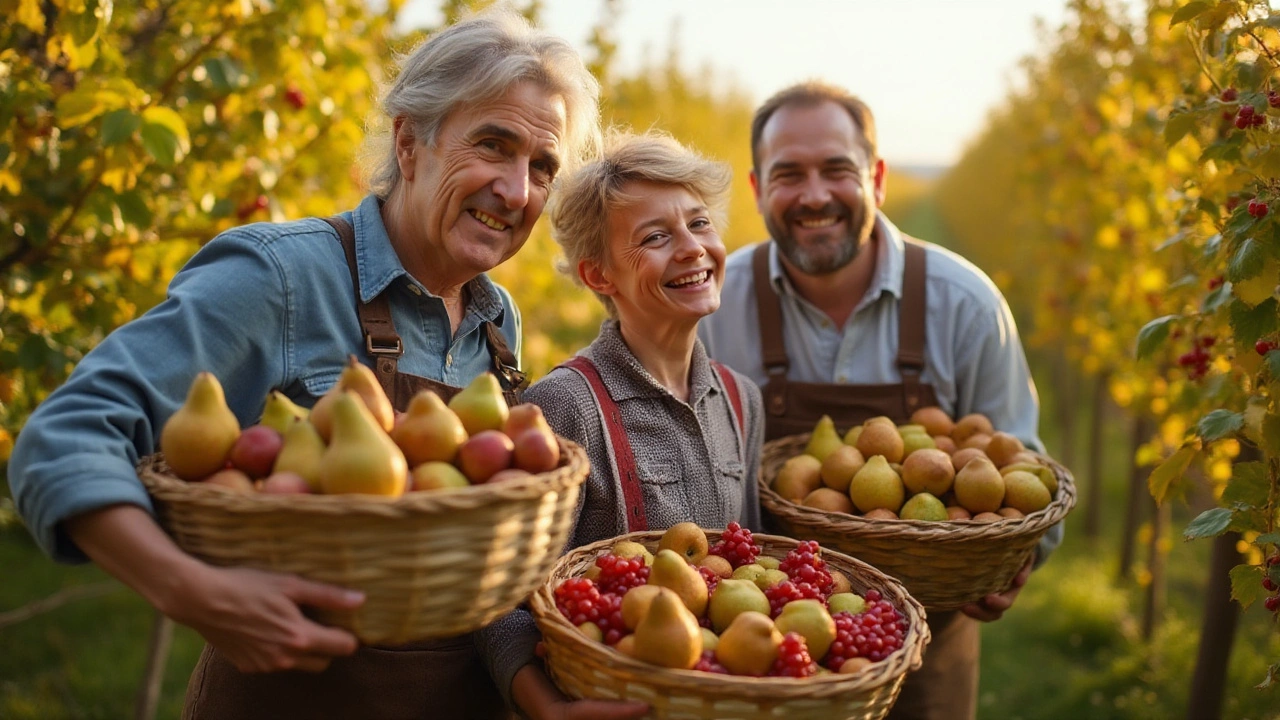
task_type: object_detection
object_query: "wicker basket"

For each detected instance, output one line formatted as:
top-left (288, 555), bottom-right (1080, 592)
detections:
top-left (530, 530), bottom-right (930, 720)
top-left (758, 434), bottom-right (1076, 610)
top-left (137, 437), bottom-right (588, 645)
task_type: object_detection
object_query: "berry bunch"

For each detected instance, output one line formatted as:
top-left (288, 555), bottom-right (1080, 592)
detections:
top-left (693, 650), bottom-right (729, 674)
top-left (779, 540), bottom-right (835, 596)
top-left (1177, 335), bottom-right (1214, 380)
top-left (1265, 555), bottom-right (1280, 614)
top-left (553, 578), bottom-right (627, 644)
top-left (1248, 198), bottom-right (1270, 218)
top-left (697, 564), bottom-right (721, 596)
top-left (1256, 339), bottom-right (1277, 356)
top-left (1236, 105), bottom-right (1266, 129)
top-left (823, 590), bottom-right (907, 668)
top-left (708, 522), bottom-right (762, 568)
top-left (764, 580), bottom-right (824, 618)
top-left (1269, 90), bottom-right (1280, 109)
top-left (595, 553), bottom-right (650, 595)
top-left (769, 633), bottom-right (818, 678)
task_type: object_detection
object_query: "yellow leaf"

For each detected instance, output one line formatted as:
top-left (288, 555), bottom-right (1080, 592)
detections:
top-left (1096, 225), bottom-right (1120, 249)
top-left (0, 169), bottom-right (19, 195)
top-left (18, 0), bottom-right (45, 32)
top-left (141, 106), bottom-right (191, 151)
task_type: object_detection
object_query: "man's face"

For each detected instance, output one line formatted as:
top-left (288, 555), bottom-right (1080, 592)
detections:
top-left (751, 100), bottom-right (884, 276)
top-left (401, 82), bottom-right (566, 279)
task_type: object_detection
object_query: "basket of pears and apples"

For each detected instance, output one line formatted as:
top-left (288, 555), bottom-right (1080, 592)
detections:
top-left (758, 409), bottom-right (1075, 609)
top-left (137, 360), bottom-right (590, 644)
top-left (530, 523), bottom-right (929, 720)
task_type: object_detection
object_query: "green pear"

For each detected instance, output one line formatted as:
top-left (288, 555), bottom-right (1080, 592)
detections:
top-left (1003, 470), bottom-right (1052, 513)
top-left (391, 390), bottom-right (468, 466)
top-left (847, 455), bottom-right (905, 513)
top-left (1001, 461), bottom-right (1058, 496)
top-left (756, 556), bottom-right (781, 571)
top-left (804, 415), bottom-right (844, 463)
top-left (448, 373), bottom-right (510, 435)
top-left (827, 593), bottom-right (867, 615)
top-left (410, 461), bottom-right (470, 491)
top-left (900, 492), bottom-right (948, 521)
top-left (272, 418), bottom-right (326, 491)
top-left (632, 588), bottom-right (702, 670)
top-left (775, 598), bottom-right (837, 661)
top-left (612, 540), bottom-right (654, 566)
top-left (259, 390), bottom-right (310, 435)
top-left (160, 372), bottom-right (241, 481)
top-left (648, 548), bottom-right (709, 617)
top-left (320, 392), bottom-right (407, 496)
top-left (708, 578), bottom-right (771, 633)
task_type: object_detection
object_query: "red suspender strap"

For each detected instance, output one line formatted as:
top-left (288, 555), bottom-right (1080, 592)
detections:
top-left (711, 362), bottom-right (745, 438)
top-left (560, 356), bottom-right (648, 531)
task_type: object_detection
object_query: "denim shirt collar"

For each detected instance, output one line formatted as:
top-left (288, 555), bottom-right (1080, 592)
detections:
top-left (349, 194), bottom-right (505, 326)
top-left (767, 211), bottom-right (906, 310)
top-left (585, 319), bottom-right (718, 405)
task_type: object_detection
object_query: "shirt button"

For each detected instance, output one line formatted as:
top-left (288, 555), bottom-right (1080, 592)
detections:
top-left (409, 285), bottom-right (422, 296)
top-left (446, 354), bottom-right (453, 367)
top-left (838, 374), bottom-right (848, 383)
top-left (821, 320), bottom-right (832, 329)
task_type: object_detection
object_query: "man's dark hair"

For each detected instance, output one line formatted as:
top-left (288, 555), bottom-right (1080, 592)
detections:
top-left (750, 81), bottom-right (878, 173)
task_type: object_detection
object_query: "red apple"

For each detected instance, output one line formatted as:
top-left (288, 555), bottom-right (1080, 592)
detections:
top-left (455, 430), bottom-right (514, 483)
top-left (512, 427), bottom-right (560, 474)
top-left (228, 424), bottom-right (284, 478)
top-left (260, 471), bottom-right (313, 494)
top-left (202, 468), bottom-right (255, 492)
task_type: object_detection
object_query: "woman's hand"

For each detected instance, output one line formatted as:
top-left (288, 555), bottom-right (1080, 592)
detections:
top-left (512, 663), bottom-right (649, 720)
top-left (960, 557), bottom-right (1033, 622)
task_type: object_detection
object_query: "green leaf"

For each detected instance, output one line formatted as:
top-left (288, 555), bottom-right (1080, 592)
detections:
top-left (1261, 412), bottom-right (1280, 457)
top-left (1203, 232), bottom-right (1224, 259)
top-left (1226, 238), bottom-right (1266, 282)
top-left (203, 57), bottom-right (246, 92)
top-left (1249, 145), bottom-right (1280, 180)
top-left (1256, 532), bottom-right (1280, 546)
top-left (100, 109), bottom-right (139, 146)
top-left (1169, 0), bottom-right (1213, 27)
top-left (1197, 0), bottom-right (1242, 32)
top-left (1229, 563), bottom-right (1263, 608)
top-left (1196, 410), bottom-right (1243, 441)
top-left (1201, 139), bottom-right (1243, 164)
top-left (114, 190), bottom-right (153, 228)
top-left (1150, 446), bottom-right (1197, 504)
top-left (1156, 230), bottom-right (1189, 252)
top-left (1234, 60), bottom-right (1263, 90)
top-left (1164, 110), bottom-right (1198, 147)
top-left (1196, 197), bottom-right (1219, 219)
top-left (1266, 350), bottom-right (1280, 378)
top-left (1203, 283), bottom-right (1232, 312)
top-left (1185, 507), bottom-right (1234, 540)
top-left (139, 123), bottom-right (180, 166)
top-left (55, 87), bottom-right (106, 127)
top-left (1136, 315), bottom-right (1179, 359)
top-left (141, 107), bottom-right (190, 151)
top-left (1228, 298), bottom-right (1279, 346)
top-left (1221, 461), bottom-right (1269, 507)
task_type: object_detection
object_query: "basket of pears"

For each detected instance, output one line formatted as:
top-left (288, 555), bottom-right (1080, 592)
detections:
top-left (530, 523), bottom-right (929, 720)
top-left (137, 361), bottom-right (590, 644)
top-left (757, 410), bottom-right (1075, 609)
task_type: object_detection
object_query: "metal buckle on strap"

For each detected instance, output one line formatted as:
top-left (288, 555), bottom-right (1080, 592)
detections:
top-left (366, 335), bottom-right (404, 357)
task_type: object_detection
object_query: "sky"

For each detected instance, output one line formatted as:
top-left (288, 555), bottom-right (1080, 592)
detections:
top-left (399, 0), bottom-right (1074, 168)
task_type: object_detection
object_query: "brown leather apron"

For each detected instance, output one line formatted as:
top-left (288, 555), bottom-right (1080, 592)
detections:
top-left (753, 240), bottom-right (978, 720)
top-left (182, 218), bottom-right (524, 720)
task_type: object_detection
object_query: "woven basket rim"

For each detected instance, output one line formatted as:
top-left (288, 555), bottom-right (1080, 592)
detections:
top-left (530, 529), bottom-right (931, 700)
top-left (137, 436), bottom-right (589, 517)
top-left (758, 433), bottom-right (1076, 542)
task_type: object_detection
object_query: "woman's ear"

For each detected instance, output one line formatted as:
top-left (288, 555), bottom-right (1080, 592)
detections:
top-left (578, 259), bottom-right (617, 298)
top-left (394, 116), bottom-right (418, 180)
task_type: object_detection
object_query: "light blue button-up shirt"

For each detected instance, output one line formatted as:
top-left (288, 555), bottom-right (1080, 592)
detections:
top-left (699, 212), bottom-right (1061, 562)
top-left (10, 195), bottom-right (521, 562)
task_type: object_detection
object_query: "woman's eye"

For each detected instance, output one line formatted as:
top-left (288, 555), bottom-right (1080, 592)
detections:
top-left (642, 233), bottom-right (666, 245)
top-left (690, 218), bottom-right (712, 230)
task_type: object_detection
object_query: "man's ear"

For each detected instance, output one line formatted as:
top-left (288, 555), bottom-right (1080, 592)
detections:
top-left (578, 259), bottom-right (617, 298)
top-left (872, 158), bottom-right (887, 208)
top-left (749, 169), bottom-right (762, 208)
top-left (394, 116), bottom-right (418, 181)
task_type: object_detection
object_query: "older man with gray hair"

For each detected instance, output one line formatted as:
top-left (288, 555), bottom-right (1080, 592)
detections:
top-left (7, 8), bottom-right (600, 719)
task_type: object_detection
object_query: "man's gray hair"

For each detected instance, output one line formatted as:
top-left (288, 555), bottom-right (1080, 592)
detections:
top-left (364, 7), bottom-right (601, 197)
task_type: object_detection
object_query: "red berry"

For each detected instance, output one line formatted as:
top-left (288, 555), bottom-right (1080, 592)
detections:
top-left (1266, 595), bottom-right (1280, 613)
top-left (708, 522), bottom-right (762, 569)
top-left (779, 541), bottom-right (835, 596)
top-left (1270, 555), bottom-right (1280, 567)
top-left (1256, 203), bottom-right (1269, 218)
top-left (1208, 275), bottom-right (1225, 289)
top-left (1269, 91), bottom-right (1280, 109)
top-left (594, 553), bottom-right (650, 596)
top-left (1256, 340), bottom-right (1275, 356)
top-left (1221, 87), bottom-right (1239, 102)
top-left (1196, 336), bottom-right (1215, 349)
top-left (693, 650), bottom-right (730, 674)
top-left (1263, 577), bottom-right (1277, 592)
top-left (284, 86), bottom-right (307, 110)
top-left (764, 580), bottom-right (823, 617)
top-left (769, 633), bottom-right (818, 677)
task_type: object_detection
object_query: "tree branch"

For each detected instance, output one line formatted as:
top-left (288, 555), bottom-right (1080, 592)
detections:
top-left (0, 581), bottom-right (120, 629)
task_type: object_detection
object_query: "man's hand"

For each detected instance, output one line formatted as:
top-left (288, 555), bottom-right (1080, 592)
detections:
top-left (513, 663), bottom-right (649, 720)
top-left (173, 565), bottom-right (365, 673)
top-left (960, 557), bottom-right (1032, 622)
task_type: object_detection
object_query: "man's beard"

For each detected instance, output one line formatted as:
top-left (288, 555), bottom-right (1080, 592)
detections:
top-left (766, 201), bottom-right (875, 276)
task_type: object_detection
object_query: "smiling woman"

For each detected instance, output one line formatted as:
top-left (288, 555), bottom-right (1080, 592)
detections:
top-left (473, 132), bottom-right (767, 718)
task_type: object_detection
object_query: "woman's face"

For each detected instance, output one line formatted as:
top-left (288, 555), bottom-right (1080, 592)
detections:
top-left (591, 181), bottom-right (726, 327)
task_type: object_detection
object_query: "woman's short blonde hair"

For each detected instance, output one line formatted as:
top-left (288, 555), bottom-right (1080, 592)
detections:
top-left (549, 131), bottom-right (732, 316)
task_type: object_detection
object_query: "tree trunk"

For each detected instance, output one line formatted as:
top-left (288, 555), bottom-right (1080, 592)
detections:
top-left (134, 611), bottom-right (174, 720)
top-left (1084, 371), bottom-right (1109, 539)
top-left (1118, 415), bottom-right (1151, 582)
top-left (1186, 531), bottom-right (1243, 720)
top-left (1142, 499), bottom-right (1170, 641)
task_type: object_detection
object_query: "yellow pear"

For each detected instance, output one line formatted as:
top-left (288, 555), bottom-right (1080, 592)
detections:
top-left (952, 413), bottom-right (994, 443)
top-left (953, 456), bottom-right (1005, 514)
top-left (319, 392), bottom-right (407, 496)
top-left (657, 522), bottom-right (710, 565)
top-left (310, 357), bottom-right (395, 441)
top-left (448, 373), bottom-right (510, 436)
top-left (803, 488), bottom-right (856, 514)
top-left (842, 425), bottom-right (863, 447)
top-left (715, 610), bottom-right (783, 676)
top-left (708, 578), bottom-right (771, 633)
top-left (847, 455), bottom-right (905, 513)
top-left (259, 390), bottom-right (310, 435)
top-left (621, 584), bottom-right (664, 630)
top-left (820, 445), bottom-right (865, 493)
top-left (1002, 470), bottom-right (1052, 513)
top-left (160, 372), bottom-right (241, 481)
top-left (1001, 461), bottom-right (1058, 496)
top-left (774, 598), bottom-right (837, 660)
top-left (900, 431), bottom-right (937, 459)
top-left (272, 418), bottom-right (326, 491)
top-left (647, 549), bottom-right (709, 617)
top-left (856, 422), bottom-right (905, 464)
top-left (804, 415), bottom-right (844, 463)
top-left (985, 432), bottom-right (1025, 467)
top-left (632, 588), bottom-right (702, 670)
top-left (909, 406), bottom-right (954, 437)
top-left (613, 540), bottom-right (655, 566)
top-left (774, 454), bottom-right (823, 501)
top-left (900, 492), bottom-right (948, 521)
top-left (901, 448), bottom-right (956, 496)
top-left (391, 390), bottom-right (468, 466)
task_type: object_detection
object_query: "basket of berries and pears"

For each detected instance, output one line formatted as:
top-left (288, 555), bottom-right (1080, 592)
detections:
top-left (529, 522), bottom-right (930, 720)
top-left (137, 364), bottom-right (589, 645)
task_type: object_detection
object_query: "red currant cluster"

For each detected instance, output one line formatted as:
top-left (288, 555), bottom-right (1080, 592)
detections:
top-left (823, 589), bottom-right (907, 667)
top-left (1269, 90), bottom-right (1280, 109)
top-left (779, 540), bottom-right (835, 595)
top-left (1264, 555), bottom-right (1280, 614)
top-left (708, 522), bottom-right (762, 568)
top-left (769, 632), bottom-right (818, 678)
top-left (1256, 339), bottom-right (1277, 356)
top-left (553, 577), bottom-right (627, 644)
top-left (1248, 198), bottom-right (1270, 218)
top-left (1208, 275), bottom-right (1226, 290)
top-left (594, 553), bottom-right (650, 595)
top-left (693, 650), bottom-right (729, 674)
top-left (1177, 336), bottom-right (1215, 380)
top-left (697, 564), bottom-right (721, 597)
top-left (1236, 105), bottom-right (1266, 129)
top-left (764, 580), bottom-right (825, 618)
top-left (1222, 87), bottom-right (1239, 102)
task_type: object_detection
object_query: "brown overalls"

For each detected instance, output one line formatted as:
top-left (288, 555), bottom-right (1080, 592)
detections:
top-left (752, 240), bottom-right (979, 720)
top-left (182, 218), bottom-right (523, 720)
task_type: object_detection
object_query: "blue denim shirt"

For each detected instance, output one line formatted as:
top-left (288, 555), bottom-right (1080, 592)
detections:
top-left (9, 195), bottom-right (521, 562)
